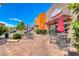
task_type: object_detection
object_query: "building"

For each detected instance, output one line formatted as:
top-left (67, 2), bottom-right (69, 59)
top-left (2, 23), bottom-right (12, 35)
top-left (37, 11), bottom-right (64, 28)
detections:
top-left (46, 3), bottom-right (72, 26)
top-left (8, 27), bottom-right (16, 31)
top-left (46, 3), bottom-right (74, 39)
top-left (34, 18), bottom-right (40, 27)
top-left (0, 23), bottom-right (5, 26)
top-left (46, 3), bottom-right (71, 22)
top-left (34, 13), bottom-right (47, 30)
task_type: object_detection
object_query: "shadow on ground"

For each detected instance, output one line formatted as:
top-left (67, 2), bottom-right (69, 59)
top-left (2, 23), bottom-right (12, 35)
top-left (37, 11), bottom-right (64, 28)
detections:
top-left (0, 38), bottom-right (8, 45)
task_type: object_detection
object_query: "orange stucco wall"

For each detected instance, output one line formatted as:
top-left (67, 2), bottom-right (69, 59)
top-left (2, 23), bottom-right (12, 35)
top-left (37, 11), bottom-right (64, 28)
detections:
top-left (35, 18), bottom-right (40, 26)
top-left (34, 13), bottom-right (47, 30)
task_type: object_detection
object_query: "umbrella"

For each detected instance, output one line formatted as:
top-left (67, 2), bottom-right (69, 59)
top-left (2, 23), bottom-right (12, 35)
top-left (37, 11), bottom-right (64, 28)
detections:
top-left (57, 15), bottom-right (64, 32)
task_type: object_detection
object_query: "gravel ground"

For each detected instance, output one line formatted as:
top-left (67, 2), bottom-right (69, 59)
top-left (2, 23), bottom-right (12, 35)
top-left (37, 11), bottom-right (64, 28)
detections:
top-left (0, 34), bottom-right (67, 56)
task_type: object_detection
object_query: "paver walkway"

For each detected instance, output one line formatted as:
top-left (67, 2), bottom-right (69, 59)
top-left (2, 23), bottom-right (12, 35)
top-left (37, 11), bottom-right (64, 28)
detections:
top-left (0, 34), bottom-right (67, 56)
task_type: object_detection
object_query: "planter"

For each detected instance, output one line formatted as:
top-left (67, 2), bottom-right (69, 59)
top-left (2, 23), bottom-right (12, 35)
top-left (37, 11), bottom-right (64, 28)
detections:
top-left (7, 39), bottom-right (20, 42)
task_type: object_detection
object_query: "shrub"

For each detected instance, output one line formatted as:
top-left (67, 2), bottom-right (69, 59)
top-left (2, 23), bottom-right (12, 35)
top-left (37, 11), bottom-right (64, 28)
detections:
top-left (73, 20), bottom-right (79, 52)
top-left (40, 30), bottom-right (47, 34)
top-left (48, 28), bottom-right (53, 34)
top-left (35, 29), bottom-right (40, 34)
top-left (35, 28), bottom-right (47, 34)
top-left (0, 26), bottom-right (8, 36)
top-left (13, 33), bottom-right (21, 39)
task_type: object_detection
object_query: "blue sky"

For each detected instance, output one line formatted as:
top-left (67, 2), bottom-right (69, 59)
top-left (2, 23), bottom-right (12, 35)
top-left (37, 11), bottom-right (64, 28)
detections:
top-left (0, 3), bottom-right (52, 27)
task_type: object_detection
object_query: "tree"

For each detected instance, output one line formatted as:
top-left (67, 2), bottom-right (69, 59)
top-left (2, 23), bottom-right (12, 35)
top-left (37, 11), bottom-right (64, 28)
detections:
top-left (16, 21), bottom-right (25, 31)
top-left (68, 3), bottom-right (79, 52)
top-left (67, 4), bottom-right (74, 10)
top-left (72, 20), bottom-right (79, 52)
top-left (24, 26), bottom-right (28, 30)
top-left (67, 3), bottom-right (79, 19)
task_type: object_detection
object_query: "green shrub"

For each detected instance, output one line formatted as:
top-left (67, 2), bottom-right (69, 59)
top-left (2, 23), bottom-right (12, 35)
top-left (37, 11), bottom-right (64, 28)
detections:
top-left (35, 28), bottom-right (47, 34)
top-left (48, 28), bottom-right (53, 34)
top-left (35, 29), bottom-right (40, 34)
top-left (73, 20), bottom-right (79, 52)
top-left (0, 26), bottom-right (8, 36)
top-left (13, 33), bottom-right (21, 39)
top-left (40, 30), bottom-right (47, 34)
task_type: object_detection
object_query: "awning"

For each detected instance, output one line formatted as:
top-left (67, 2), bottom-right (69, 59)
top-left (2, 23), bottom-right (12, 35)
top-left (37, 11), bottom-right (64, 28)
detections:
top-left (46, 7), bottom-right (72, 28)
top-left (46, 8), bottom-right (62, 25)
top-left (51, 8), bottom-right (62, 19)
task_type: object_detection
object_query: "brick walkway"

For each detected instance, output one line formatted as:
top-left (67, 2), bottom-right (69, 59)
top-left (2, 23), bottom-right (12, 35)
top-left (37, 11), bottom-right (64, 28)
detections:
top-left (0, 35), bottom-right (67, 56)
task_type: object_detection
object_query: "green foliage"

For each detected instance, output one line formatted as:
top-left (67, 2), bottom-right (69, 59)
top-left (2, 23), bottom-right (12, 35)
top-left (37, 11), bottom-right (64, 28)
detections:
top-left (35, 28), bottom-right (47, 34)
top-left (24, 26), bottom-right (28, 30)
top-left (68, 3), bottom-right (79, 52)
top-left (75, 43), bottom-right (79, 52)
top-left (67, 4), bottom-right (74, 10)
top-left (35, 28), bottom-right (40, 34)
top-left (40, 30), bottom-right (47, 34)
top-left (67, 3), bottom-right (79, 18)
top-left (73, 20), bottom-right (79, 52)
top-left (16, 21), bottom-right (25, 30)
top-left (48, 28), bottom-right (54, 34)
top-left (0, 26), bottom-right (8, 36)
top-left (13, 33), bottom-right (21, 39)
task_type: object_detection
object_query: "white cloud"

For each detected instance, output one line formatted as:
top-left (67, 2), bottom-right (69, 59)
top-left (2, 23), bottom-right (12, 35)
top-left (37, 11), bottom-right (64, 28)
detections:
top-left (6, 23), bottom-right (16, 27)
top-left (0, 20), bottom-right (16, 27)
top-left (0, 20), bottom-right (5, 23)
top-left (10, 18), bottom-right (22, 22)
